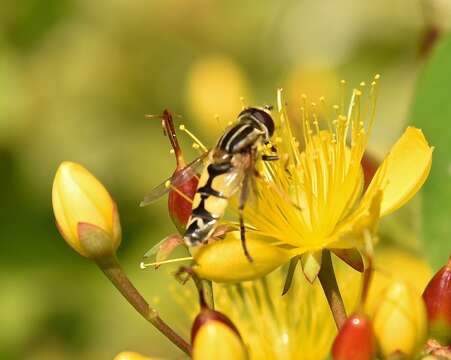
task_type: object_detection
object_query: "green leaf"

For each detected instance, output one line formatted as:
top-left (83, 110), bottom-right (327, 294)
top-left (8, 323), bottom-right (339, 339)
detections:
top-left (409, 34), bottom-right (451, 270)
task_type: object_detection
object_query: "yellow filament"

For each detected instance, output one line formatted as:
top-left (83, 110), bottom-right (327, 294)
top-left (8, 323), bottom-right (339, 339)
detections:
top-left (234, 76), bottom-right (381, 251)
top-left (140, 256), bottom-right (194, 269)
top-left (179, 124), bottom-right (208, 152)
top-left (170, 184), bottom-right (194, 203)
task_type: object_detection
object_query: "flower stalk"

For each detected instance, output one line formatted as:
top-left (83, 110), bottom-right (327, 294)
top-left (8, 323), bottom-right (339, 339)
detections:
top-left (96, 255), bottom-right (191, 356)
top-left (318, 250), bottom-right (347, 329)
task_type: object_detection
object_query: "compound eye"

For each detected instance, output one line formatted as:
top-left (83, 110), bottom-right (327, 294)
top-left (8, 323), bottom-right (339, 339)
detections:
top-left (254, 109), bottom-right (275, 137)
top-left (238, 107), bottom-right (275, 136)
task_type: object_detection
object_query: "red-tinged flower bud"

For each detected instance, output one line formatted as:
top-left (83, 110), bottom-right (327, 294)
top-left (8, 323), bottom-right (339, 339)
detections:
top-left (191, 307), bottom-right (248, 360)
top-left (423, 258), bottom-right (451, 344)
top-left (168, 172), bottom-right (198, 233)
top-left (152, 110), bottom-right (198, 232)
top-left (332, 313), bottom-right (376, 360)
top-left (52, 161), bottom-right (121, 259)
top-left (361, 152), bottom-right (379, 190)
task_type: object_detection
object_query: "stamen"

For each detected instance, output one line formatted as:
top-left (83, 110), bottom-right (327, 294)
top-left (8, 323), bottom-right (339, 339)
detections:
top-left (179, 124), bottom-right (208, 152)
top-left (140, 257), bottom-right (194, 269)
top-left (319, 96), bottom-right (333, 133)
top-left (301, 94), bottom-right (308, 120)
top-left (168, 182), bottom-right (194, 204)
top-left (339, 79), bottom-right (346, 116)
top-left (366, 74), bottom-right (380, 140)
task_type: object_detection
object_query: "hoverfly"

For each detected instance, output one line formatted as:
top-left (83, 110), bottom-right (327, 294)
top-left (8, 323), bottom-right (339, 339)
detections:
top-left (141, 107), bottom-right (278, 261)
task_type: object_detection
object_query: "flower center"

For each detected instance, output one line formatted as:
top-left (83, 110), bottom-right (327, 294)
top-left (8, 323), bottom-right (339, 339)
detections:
top-left (247, 77), bottom-right (380, 249)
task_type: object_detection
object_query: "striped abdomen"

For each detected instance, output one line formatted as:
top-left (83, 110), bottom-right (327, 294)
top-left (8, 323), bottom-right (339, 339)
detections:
top-left (183, 159), bottom-right (243, 246)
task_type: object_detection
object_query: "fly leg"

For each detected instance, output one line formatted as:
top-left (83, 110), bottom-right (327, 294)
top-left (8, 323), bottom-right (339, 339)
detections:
top-left (262, 154), bottom-right (279, 161)
top-left (262, 144), bottom-right (278, 161)
top-left (239, 170), bottom-right (253, 263)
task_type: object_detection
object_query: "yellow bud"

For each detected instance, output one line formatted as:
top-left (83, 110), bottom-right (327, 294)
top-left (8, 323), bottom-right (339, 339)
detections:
top-left (52, 161), bottom-right (121, 259)
top-left (372, 280), bottom-right (427, 358)
top-left (113, 351), bottom-right (163, 360)
top-left (193, 320), bottom-right (248, 360)
top-left (192, 233), bottom-right (290, 283)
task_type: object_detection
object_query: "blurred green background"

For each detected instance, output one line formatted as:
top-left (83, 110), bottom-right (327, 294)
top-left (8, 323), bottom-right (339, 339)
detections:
top-left (1, 1), bottom-right (450, 359)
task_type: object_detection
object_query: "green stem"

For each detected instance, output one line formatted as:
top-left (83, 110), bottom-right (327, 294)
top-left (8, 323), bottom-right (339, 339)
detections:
top-left (318, 250), bottom-right (347, 329)
top-left (202, 279), bottom-right (215, 310)
top-left (96, 256), bottom-right (191, 356)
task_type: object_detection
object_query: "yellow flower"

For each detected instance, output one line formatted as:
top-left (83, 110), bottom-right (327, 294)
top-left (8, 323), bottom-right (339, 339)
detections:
top-left (113, 351), bottom-right (164, 360)
top-left (371, 280), bottom-right (428, 357)
top-left (244, 77), bottom-right (432, 278)
top-left (171, 247), bottom-right (431, 360)
top-left (52, 161), bottom-right (121, 259)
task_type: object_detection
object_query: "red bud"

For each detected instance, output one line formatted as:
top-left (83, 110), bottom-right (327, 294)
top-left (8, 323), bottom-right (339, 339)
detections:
top-left (332, 314), bottom-right (376, 360)
top-left (423, 258), bottom-right (451, 344)
top-left (191, 307), bottom-right (241, 344)
top-left (151, 110), bottom-right (198, 232)
top-left (168, 171), bottom-right (198, 233)
top-left (361, 152), bottom-right (379, 190)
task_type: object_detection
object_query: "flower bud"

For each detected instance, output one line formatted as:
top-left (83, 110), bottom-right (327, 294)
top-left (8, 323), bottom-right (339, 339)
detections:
top-left (331, 313), bottom-right (376, 360)
top-left (52, 161), bottom-right (121, 259)
top-left (168, 171), bottom-right (198, 233)
top-left (154, 110), bottom-right (199, 232)
top-left (361, 152), bottom-right (379, 190)
top-left (372, 280), bottom-right (427, 357)
top-left (192, 233), bottom-right (290, 283)
top-left (423, 259), bottom-right (451, 344)
top-left (113, 351), bottom-right (163, 360)
top-left (192, 307), bottom-right (247, 360)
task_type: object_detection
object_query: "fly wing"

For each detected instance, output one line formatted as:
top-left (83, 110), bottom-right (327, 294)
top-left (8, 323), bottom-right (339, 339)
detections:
top-left (140, 151), bottom-right (209, 207)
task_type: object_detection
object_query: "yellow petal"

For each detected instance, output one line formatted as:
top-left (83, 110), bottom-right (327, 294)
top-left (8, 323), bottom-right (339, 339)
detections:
top-left (192, 232), bottom-right (290, 283)
top-left (363, 127), bottom-right (433, 217)
top-left (193, 320), bottom-right (248, 360)
top-left (326, 190), bottom-right (382, 250)
top-left (52, 161), bottom-right (121, 257)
